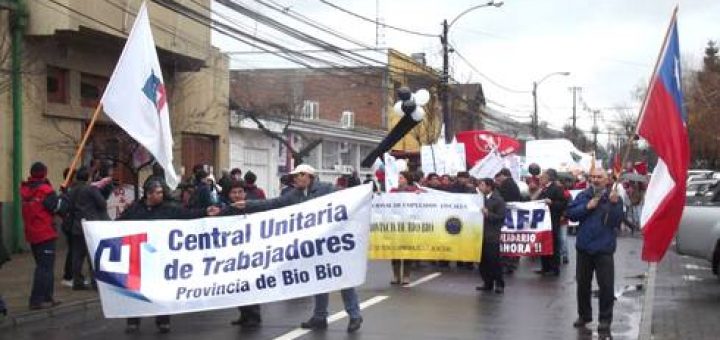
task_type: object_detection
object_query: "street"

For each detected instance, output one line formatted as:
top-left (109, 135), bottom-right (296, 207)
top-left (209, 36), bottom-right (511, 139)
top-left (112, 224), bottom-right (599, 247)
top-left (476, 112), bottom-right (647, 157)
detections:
top-left (2, 235), bottom-right (657, 340)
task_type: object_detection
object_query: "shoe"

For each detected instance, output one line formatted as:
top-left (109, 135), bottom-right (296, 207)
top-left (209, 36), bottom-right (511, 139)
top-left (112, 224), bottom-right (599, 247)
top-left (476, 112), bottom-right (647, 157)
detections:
top-left (29, 300), bottom-right (61, 310)
top-left (61, 279), bottom-right (73, 288)
top-left (300, 317), bottom-right (327, 330)
top-left (476, 285), bottom-right (494, 291)
top-left (390, 280), bottom-right (400, 285)
top-left (597, 321), bottom-right (611, 333)
top-left (347, 317), bottom-right (363, 333)
top-left (494, 286), bottom-right (504, 294)
top-left (562, 256), bottom-right (569, 264)
top-left (534, 269), bottom-right (548, 275)
top-left (401, 278), bottom-right (411, 285)
top-left (72, 284), bottom-right (90, 291)
top-left (242, 318), bottom-right (261, 329)
top-left (157, 323), bottom-right (171, 334)
top-left (230, 317), bottom-right (246, 325)
top-left (125, 324), bottom-right (139, 333)
top-left (572, 318), bottom-right (591, 328)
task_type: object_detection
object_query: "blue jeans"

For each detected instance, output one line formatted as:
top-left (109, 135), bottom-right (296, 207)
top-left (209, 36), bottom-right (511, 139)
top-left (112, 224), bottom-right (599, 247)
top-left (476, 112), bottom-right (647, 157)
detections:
top-left (30, 239), bottom-right (56, 306)
top-left (559, 225), bottom-right (568, 258)
top-left (312, 288), bottom-right (361, 319)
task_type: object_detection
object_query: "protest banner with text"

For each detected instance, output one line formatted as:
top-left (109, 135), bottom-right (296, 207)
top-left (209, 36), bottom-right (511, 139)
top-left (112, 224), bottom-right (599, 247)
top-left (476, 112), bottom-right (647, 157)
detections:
top-left (83, 185), bottom-right (372, 318)
top-left (501, 200), bottom-right (553, 256)
top-left (370, 191), bottom-right (484, 261)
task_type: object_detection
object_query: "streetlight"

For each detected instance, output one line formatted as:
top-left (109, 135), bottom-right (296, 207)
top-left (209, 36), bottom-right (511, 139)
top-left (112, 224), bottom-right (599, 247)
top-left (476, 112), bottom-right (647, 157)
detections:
top-left (532, 71), bottom-right (570, 139)
top-left (441, 1), bottom-right (504, 142)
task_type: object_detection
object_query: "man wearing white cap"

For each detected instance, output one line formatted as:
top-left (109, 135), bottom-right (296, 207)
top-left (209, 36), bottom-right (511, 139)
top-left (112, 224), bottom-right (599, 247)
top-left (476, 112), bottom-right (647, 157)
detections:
top-left (232, 164), bottom-right (363, 333)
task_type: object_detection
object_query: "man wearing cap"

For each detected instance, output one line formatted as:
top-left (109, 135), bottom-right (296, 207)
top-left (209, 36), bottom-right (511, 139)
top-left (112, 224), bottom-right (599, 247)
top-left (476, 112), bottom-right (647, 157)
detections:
top-left (232, 164), bottom-right (363, 333)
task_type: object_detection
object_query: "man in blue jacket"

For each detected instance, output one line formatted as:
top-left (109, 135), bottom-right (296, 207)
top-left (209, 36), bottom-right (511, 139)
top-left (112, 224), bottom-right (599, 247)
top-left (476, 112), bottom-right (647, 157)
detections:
top-left (566, 168), bottom-right (623, 335)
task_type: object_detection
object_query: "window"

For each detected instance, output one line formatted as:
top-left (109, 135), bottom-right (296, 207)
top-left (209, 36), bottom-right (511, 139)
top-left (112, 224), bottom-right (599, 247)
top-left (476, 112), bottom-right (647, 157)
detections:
top-left (341, 110), bottom-right (354, 129)
top-left (321, 140), bottom-right (339, 170)
top-left (46, 66), bottom-right (68, 104)
top-left (300, 100), bottom-right (319, 120)
top-left (81, 73), bottom-right (108, 108)
top-left (359, 145), bottom-right (375, 169)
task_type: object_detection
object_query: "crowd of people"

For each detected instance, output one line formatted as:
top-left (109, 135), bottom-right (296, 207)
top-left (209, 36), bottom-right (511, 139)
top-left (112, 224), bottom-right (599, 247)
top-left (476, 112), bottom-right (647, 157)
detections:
top-left (13, 156), bottom-right (647, 335)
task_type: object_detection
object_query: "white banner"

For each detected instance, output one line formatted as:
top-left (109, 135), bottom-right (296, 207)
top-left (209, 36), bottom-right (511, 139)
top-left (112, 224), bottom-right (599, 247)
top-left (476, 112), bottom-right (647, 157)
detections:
top-left (501, 200), bottom-right (553, 256)
top-left (83, 185), bottom-right (373, 318)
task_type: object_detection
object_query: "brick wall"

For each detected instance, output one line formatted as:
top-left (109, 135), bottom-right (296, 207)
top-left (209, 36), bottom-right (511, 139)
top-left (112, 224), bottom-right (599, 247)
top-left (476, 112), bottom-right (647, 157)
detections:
top-left (230, 68), bottom-right (386, 130)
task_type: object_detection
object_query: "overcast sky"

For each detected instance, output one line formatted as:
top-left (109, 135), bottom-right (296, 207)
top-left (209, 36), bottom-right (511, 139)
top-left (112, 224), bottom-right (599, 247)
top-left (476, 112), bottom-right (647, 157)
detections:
top-left (214, 0), bottom-right (720, 144)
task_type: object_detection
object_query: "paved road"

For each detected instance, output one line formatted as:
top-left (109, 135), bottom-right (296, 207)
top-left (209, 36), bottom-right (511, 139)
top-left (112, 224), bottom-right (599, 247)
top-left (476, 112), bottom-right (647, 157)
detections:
top-left (0, 236), bottom-right (652, 340)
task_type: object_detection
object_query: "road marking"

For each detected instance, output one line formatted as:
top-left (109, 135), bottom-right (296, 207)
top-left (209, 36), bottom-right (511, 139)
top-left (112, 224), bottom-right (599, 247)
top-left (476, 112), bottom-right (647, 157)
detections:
top-left (273, 295), bottom-right (389, 340)
top-left (682, 275), bottom-right (704, 282)
top-left (403, 272), bottom-right (442, 287)
top-left (683, 264), bottom-right (711, 271)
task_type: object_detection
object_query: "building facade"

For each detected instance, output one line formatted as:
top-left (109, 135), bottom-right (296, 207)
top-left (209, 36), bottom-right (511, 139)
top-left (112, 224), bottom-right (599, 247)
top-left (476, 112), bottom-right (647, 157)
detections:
top-left (0, 1), bottom-right (228, 250)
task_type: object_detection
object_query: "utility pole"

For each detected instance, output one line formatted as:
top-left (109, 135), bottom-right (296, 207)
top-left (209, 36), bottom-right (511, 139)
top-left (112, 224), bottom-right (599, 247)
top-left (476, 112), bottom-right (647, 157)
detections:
top-left (592, 109), bottom-right (600, 154)
top-left (441, 19), bottom-right (451, 143)
top-left (569, 86), bottom-right (582, 137)
top-left (532, 81), bottom-right (538, 139)
top-left (10, 0), bottom-right (27, 252)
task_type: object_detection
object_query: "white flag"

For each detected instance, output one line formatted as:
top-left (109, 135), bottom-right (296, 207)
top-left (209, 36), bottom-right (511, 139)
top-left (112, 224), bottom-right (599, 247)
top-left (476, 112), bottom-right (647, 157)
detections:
top-left (101, 2), bottom-right (179, 189)
top-left (469, 149), bottom-right (503, 179)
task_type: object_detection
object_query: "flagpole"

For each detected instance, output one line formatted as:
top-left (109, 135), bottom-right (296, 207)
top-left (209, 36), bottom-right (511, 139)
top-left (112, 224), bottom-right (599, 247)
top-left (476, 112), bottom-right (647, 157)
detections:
top-left (62, 102), bottom-right (104, 188)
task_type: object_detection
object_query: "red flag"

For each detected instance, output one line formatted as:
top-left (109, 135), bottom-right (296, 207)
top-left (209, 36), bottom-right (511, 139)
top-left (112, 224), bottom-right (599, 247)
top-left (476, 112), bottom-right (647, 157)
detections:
top-left (612, 154), bottom-right (622, 175)
top-left (636, 8), bottom-right (689, 262)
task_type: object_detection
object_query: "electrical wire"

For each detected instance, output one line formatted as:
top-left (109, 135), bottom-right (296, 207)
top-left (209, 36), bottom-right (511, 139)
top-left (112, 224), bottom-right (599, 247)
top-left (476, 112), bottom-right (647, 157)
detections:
top-left (450, 44), bottom-right (530, 94)
top-left (317, 0), bottom-right (437, 38)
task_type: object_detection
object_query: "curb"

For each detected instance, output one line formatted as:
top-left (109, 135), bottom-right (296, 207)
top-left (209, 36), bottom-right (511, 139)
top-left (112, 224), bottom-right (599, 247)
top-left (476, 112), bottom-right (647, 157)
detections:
top-left (0, 298), bottom-right (100, 329)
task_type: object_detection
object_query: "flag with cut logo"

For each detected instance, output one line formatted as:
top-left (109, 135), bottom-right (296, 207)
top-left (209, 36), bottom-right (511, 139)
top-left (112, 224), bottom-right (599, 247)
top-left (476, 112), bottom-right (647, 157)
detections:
top-left (101, 1), bottom-right (179, 189)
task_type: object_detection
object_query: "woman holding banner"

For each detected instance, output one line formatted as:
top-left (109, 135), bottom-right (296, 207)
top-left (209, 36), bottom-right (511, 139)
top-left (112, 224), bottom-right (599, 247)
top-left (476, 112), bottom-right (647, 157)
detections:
top-left (389, 171), bottom-right (420, 285)
top-left (118, 180), bottom-right (216, 334)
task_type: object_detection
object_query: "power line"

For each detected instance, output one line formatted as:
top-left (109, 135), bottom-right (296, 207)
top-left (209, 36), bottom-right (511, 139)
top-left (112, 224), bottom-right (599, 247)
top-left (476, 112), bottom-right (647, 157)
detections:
top-left (44, 0), bottom-right (127, 36)
top-left (318, 0), bottom-right (437, 38)
top-left (257, 0), bottom-right (379, 51)
top-left (450, 44), bottom-right (530, 94)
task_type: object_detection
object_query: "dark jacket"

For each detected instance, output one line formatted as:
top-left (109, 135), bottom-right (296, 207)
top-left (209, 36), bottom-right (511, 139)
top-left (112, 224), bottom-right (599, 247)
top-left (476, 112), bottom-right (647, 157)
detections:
top-left (566, 188), bottom-right (624, 254)
top-left (245, 179), bottom-right (334, 212)
top-left (483, 190), bottom-right (507, 243)
top-left (68, 181), bottom-right (110, 235)
top-left (498, 178), bottom-right (522, 202)
top-left (190, 182), bottom-right (216, 210)
top-left (538, 182), bottom-right (568, 228)
top-left (118, 199), bottom-right (206, 221)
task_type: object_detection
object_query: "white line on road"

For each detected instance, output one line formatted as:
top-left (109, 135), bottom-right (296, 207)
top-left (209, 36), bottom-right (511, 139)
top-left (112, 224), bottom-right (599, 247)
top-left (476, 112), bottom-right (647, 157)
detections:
top-left (682, 274), bottom-right (704, 282)
top-left (273, 295), bottom-right (389, 340)
top-left (403, 272), bottom-right (442, 288)
top-left (683, 264), bottom-right (711, 271)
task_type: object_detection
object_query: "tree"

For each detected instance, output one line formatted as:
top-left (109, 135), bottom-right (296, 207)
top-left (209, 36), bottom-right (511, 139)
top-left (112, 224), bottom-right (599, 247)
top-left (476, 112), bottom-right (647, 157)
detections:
top-left (686, 40), bottom-right (720, 169)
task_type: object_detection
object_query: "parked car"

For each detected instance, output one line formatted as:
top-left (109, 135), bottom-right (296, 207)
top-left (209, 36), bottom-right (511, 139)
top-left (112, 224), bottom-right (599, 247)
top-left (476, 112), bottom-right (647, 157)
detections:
top-left (686, 179), bottom-right (719, 197)
top-left (687, 169), bottom-right (714, 184)
top-left (676, 190), bottom-right (720, 277)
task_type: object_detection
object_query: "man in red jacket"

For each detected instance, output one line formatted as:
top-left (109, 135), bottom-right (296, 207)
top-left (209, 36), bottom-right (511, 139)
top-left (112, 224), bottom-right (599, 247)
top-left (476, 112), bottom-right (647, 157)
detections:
top-left (20, 162), bottom-right (65, 310)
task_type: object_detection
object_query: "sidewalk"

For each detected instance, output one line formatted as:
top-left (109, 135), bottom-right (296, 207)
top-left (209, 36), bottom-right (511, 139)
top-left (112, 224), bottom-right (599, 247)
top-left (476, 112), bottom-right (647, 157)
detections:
top-left (651, 244), bottom-right (720, 340)
top-left (0, 243), bottom-right (99, 328)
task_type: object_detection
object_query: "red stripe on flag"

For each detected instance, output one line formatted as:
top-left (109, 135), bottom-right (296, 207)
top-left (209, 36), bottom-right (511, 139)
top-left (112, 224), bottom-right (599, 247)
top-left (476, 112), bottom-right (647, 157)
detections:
top-left (637, 79), bottom-right (689, 262)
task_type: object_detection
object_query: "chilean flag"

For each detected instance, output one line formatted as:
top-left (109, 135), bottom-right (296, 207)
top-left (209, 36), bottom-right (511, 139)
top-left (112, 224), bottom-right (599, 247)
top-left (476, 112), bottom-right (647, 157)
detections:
top-left (637, 8), bottom-right (689, 262)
